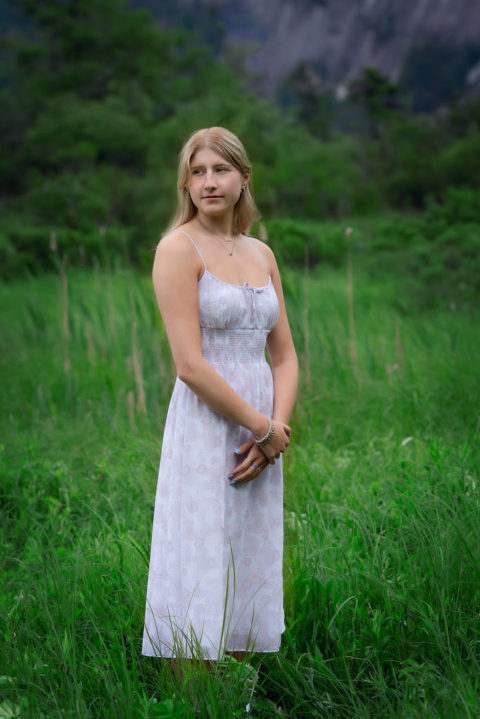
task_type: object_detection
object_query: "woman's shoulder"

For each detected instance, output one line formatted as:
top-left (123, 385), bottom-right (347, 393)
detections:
top-left (157, 223), bottom-right (195, 249)
top-left (154, 224), bottom-right (203, 272)
top-left (156, 224), bottom-right (202, 257)
top-left (245, 234), bottom-right (277, 267)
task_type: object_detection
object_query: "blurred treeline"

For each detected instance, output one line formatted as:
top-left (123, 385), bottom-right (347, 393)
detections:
top-left (1, 0), bottom-right (480, 281)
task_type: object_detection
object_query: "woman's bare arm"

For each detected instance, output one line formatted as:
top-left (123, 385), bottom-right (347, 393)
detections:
top-left (262, 243), bottom-right (299, 424)
top-left (152, 232), bottom-right (291, 457)
top-left (227, 242), bottom-right (298, 483)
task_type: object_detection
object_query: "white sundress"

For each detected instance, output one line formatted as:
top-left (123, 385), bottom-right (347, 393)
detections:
top-left (142, 231), bottom-right (284, 659)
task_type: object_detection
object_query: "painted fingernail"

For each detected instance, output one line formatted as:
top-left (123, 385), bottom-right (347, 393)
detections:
top-left (230, 481), bottom-right (237, 487)
top-left (234, 448), bottom-right (241, 454)
top-left (228, 473), bottom-right (234, 479)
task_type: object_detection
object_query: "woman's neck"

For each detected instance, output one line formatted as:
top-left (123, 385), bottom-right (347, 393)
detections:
top-left (195, 211), bottom-right (235, 237)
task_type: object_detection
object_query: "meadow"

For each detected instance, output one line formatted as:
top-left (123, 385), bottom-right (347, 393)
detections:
top-left (1, 240), bottom-right (479, 718)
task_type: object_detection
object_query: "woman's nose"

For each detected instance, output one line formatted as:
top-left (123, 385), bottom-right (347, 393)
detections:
top-left (203, 171), bottom-right (217, 188)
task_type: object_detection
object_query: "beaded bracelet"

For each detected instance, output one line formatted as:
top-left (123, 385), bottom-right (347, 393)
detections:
top-left (255, 419), bottom-right (276, 448)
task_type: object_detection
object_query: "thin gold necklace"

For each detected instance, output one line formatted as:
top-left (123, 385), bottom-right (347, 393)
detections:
top-left (196, 217), bottom-right (237, 256)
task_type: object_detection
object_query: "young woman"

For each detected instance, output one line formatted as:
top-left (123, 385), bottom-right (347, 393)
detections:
top-left (142, 127), bottom-right (298, 661)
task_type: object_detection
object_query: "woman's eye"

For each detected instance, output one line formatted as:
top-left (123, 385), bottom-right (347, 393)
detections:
top-left (217, 167), bottom-right (228, 173)
top-left (192, 169), bottom-right (203, 175)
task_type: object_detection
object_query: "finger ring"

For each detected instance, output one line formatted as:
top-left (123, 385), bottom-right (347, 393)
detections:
top-left (252, 462), bottom-right (259, 471)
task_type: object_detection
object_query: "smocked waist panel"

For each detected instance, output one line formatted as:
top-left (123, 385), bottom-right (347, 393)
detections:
top-left (201, 327), bottom-right (268, 364)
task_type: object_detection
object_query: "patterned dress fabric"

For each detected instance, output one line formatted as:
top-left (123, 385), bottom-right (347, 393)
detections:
top-left (142, 232), bottom-right (284, 659)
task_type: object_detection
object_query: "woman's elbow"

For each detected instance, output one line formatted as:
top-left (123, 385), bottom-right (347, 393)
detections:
top-left (278, 347), bottom-right (298, 368)
top-left (176, 357), bottom-right (202, 384)
top-left (176, 363), bottom-right (192, 384)
top-left (271, 351), bottom-right (298, 377)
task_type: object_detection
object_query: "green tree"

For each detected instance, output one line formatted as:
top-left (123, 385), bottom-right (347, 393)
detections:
top-left (400, 40), bottom-right (480, 112)
top-left (349, 67), bottom-right (404, 138)
top-left (0, 0), bottom-right (220, 240)
top-left (277, 61), bottom-right (333, 141)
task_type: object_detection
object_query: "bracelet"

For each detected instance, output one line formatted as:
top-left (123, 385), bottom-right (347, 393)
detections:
top-left (254, 419), bottom-right (276, 448)
top-left (254, 419), bottom-right (273, 444)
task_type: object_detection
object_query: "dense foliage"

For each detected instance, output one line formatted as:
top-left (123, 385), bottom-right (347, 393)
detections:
top-left (1, 0), bottom-right (479, 282)
top-left (265, 186), bottom-right (480, 310)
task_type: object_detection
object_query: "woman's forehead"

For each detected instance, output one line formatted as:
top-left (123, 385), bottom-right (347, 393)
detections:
top-left (190, 147), bottom-right (230, 166)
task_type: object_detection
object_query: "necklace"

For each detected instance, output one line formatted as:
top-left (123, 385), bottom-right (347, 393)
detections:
top-left (196, 217), bottom-right (237, 256)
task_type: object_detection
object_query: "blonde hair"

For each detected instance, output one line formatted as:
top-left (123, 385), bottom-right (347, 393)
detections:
top-left (167, 127), bottom-right (261, 235)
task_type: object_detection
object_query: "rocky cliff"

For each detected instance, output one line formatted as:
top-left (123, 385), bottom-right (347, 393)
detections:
top-left (142, 0), bottom-right (480, 104)
top-left (233, 0), bottom-right (480, 90)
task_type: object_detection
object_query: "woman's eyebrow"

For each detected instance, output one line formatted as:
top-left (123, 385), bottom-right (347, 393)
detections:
top-left (191, 162), bottom-right (231, 169)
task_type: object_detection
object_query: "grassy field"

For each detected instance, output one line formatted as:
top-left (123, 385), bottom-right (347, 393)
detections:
top-left (1, 254), bottom-right (479, 718)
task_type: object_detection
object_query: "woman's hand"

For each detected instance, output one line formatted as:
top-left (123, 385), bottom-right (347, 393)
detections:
top-left (229, 419), bottom-right (292, 486)
top-left (256, 420), bottom-right (291, 464)
top-left (228, 439), bottom-right (270, 487)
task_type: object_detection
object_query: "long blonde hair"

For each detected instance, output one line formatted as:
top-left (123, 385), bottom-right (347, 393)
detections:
top-left (167, 127), bottom-right (261, 235)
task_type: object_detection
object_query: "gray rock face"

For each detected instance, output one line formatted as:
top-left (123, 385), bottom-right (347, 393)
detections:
top-left (235, 0), bottom-right (480, 90)
top-left (134, 0), bottom-right (480, 99)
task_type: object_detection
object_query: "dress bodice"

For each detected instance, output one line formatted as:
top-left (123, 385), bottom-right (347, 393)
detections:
top-left (166, 230), bottom-right (279, 364)
top-left (198, 270), bottom-right (279, 366)
top-left (198, 270), bottom-right (279, 331)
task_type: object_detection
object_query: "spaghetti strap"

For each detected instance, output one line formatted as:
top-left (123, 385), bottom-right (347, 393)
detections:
top-left (246, 236), bottom-right (270, 276)
top-left (176, 229), bottom-right (207, 272)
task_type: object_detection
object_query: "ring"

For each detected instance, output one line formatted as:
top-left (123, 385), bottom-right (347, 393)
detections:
top-left (252, 462), bottom-right (260, 471)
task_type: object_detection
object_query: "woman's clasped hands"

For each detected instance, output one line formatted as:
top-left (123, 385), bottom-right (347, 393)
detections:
top-left (228, 418), bottom-right (291, 487)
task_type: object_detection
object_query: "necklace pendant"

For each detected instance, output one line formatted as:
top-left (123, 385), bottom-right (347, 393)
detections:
top-left (228, 250), bottom-right (233, 256)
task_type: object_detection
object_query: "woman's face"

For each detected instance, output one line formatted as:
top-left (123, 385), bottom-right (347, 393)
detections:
top-left (188, 147), bottom-right (248, 218)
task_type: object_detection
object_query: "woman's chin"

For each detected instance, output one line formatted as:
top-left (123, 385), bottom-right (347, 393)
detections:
top-left (199, 206), bottom-right (231, 218)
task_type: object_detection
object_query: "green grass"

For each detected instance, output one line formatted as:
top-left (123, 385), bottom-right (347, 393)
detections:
top-left (1, 257), bottom-right (479, 718)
